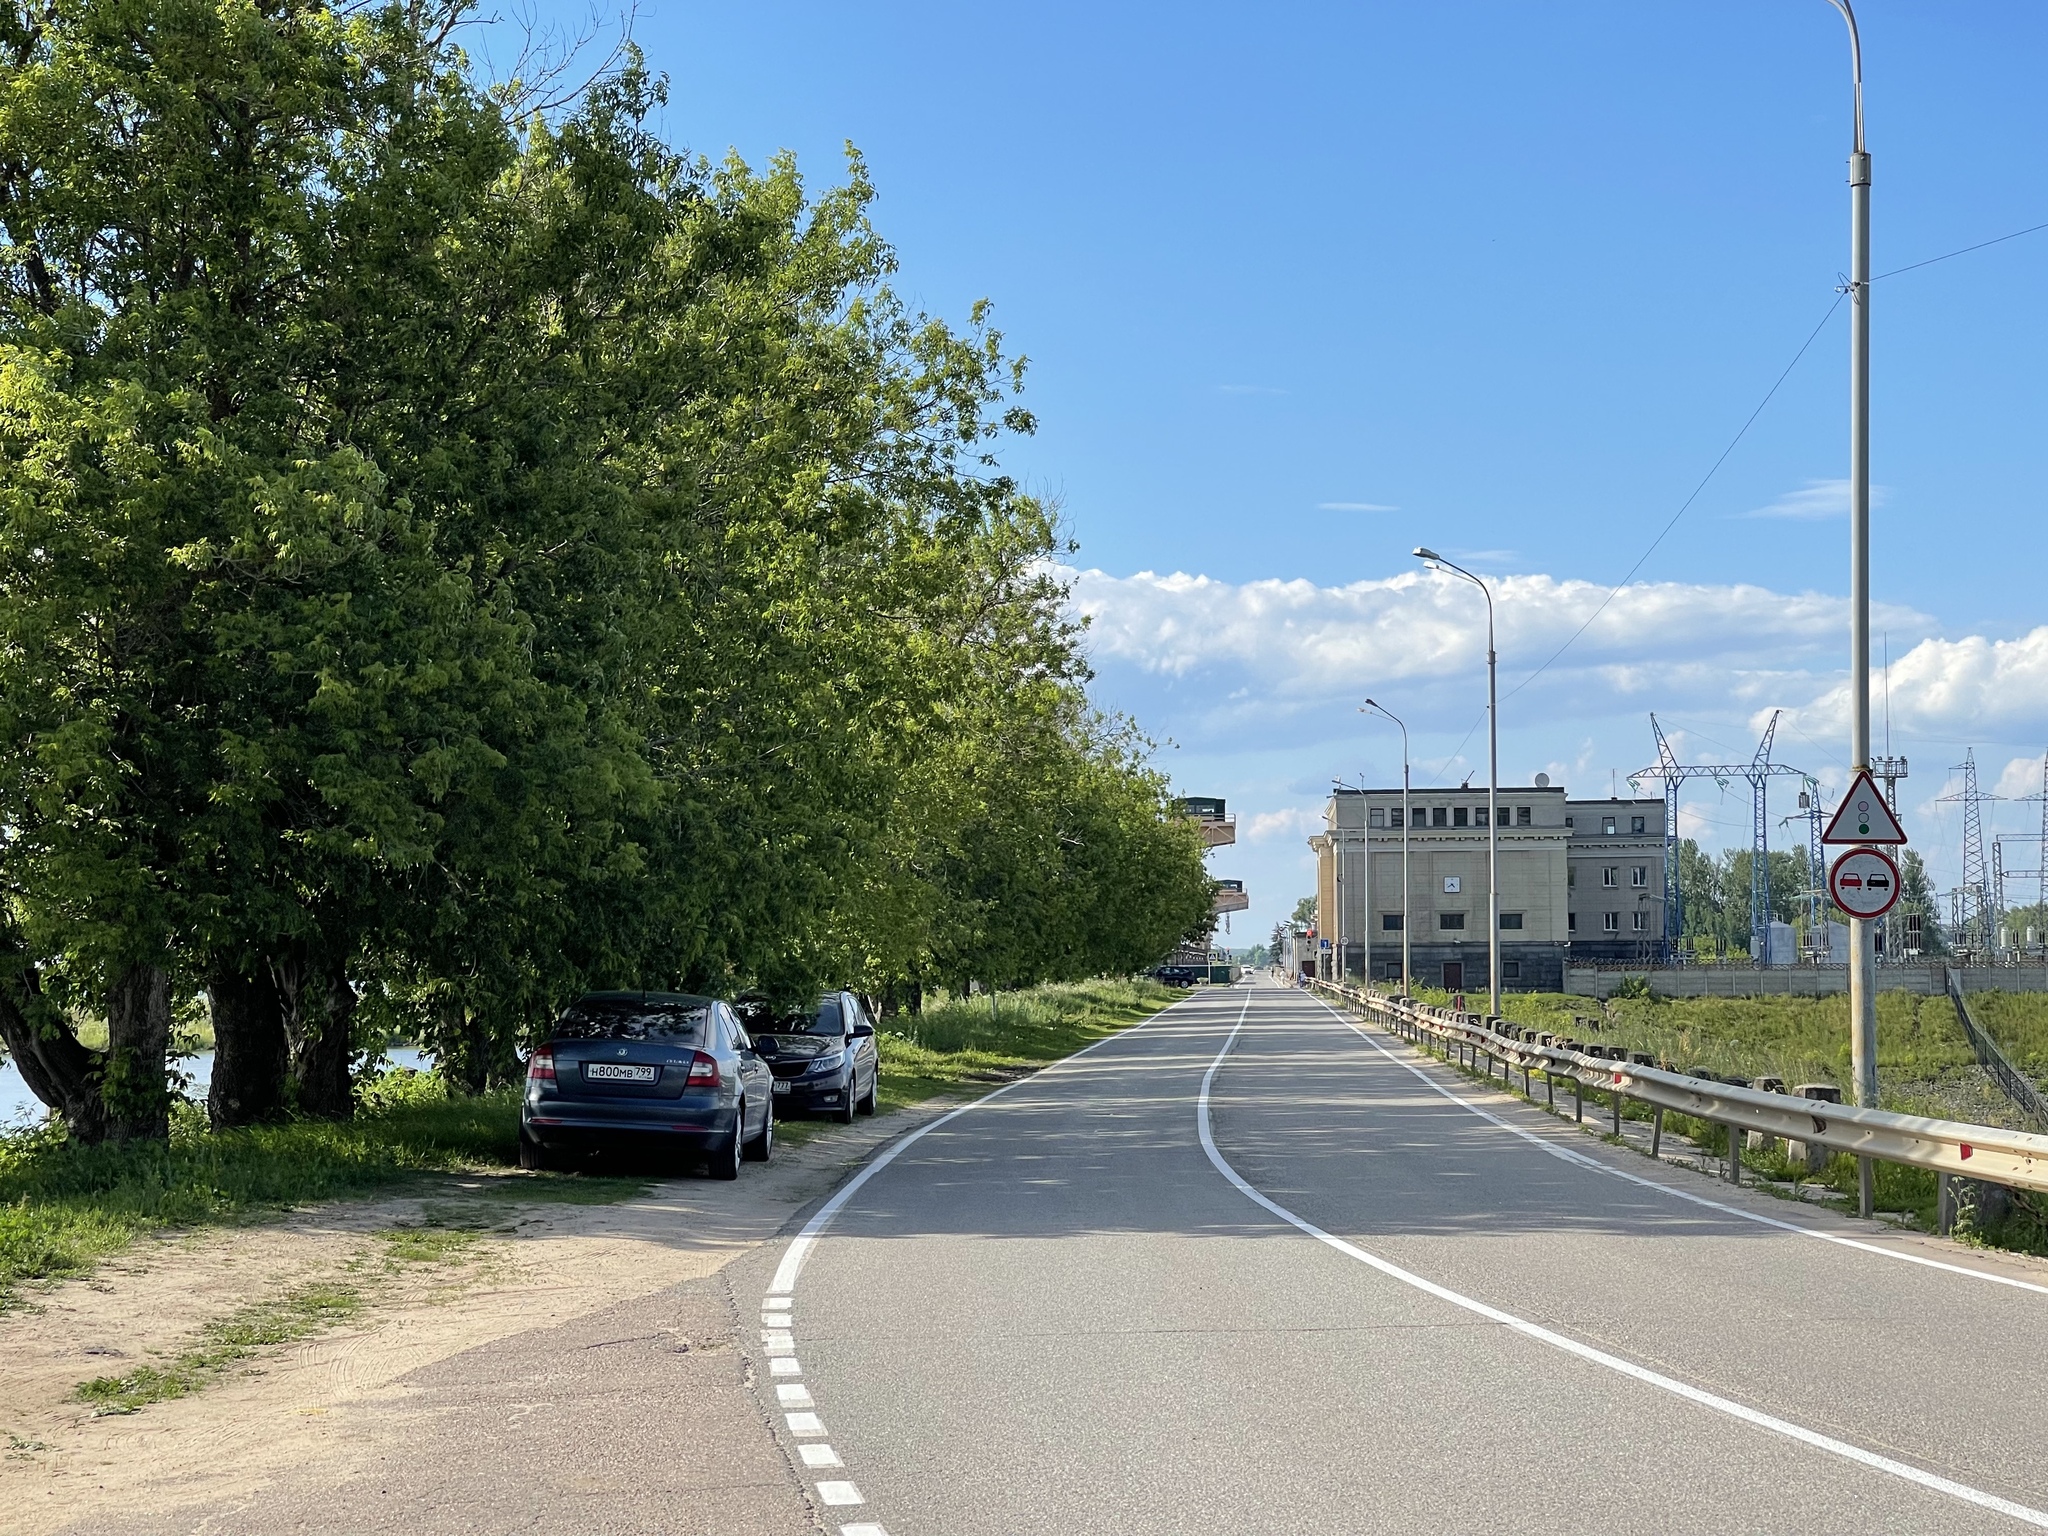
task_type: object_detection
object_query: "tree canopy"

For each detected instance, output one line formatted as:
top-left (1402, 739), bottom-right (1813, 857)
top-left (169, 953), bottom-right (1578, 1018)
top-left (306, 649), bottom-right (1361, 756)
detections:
top-left (0, 0), bottom-right (1213, 1137)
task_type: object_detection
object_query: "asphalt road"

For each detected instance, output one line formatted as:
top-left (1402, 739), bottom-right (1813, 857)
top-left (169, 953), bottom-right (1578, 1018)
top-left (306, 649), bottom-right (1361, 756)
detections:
top-left (739, 975), bottom-right (2048, 1536)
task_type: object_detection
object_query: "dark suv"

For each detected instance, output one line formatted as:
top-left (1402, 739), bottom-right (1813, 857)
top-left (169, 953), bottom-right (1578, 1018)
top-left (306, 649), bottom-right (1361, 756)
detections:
top-left (520, 992), bottom-right (775, 1177)
top-left (741, 991), bottom-right (880, 1123)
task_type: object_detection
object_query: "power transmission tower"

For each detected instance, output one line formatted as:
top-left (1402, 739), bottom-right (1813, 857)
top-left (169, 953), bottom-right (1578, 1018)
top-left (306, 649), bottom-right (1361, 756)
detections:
top-left (1631, 712), bottom-right (1806, 964)
top-left (1992, 750), bottom-right (2048, 954)
top-left (1869, 754), bottom-right (1907, 957)
top-left (1938, 750), bottom-right (1999, 960)
top-left (1783, 775), bottom-right (1829, 961)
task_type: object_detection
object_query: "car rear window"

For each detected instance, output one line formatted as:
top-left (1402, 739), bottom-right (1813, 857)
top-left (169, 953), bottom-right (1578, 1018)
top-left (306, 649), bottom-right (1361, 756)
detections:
top-left (554, 1001), bottom-right (709, 1043)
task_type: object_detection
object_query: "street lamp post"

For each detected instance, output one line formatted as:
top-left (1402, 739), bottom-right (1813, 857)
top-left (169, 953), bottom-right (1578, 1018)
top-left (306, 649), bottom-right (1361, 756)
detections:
top-left (1824, 0), bottom-right (1878, 1220)
top-left (1362, 700), bottom-right (1411, 994)
top-left (1415, 549), bottom-right (1500, 1015)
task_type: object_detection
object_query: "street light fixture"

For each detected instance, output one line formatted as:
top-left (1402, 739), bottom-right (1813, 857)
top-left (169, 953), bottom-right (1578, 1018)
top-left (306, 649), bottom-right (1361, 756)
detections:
top-left (1415, 548), bottom-right (1500, 1015)
top-left (1362, 699), bottom-right (1411, 994)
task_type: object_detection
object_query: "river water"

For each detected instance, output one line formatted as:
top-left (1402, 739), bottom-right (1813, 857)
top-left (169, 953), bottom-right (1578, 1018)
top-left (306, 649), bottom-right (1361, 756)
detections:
top-left (0, 1047), bottom-right (433, 1128)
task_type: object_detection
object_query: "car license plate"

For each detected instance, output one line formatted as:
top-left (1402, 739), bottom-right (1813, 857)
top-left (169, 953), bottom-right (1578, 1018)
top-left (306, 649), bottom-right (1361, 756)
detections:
top-left (584, 1062), bottom-right (657, 1083)
top-left (772, 1079), bottom-right (791, 1094)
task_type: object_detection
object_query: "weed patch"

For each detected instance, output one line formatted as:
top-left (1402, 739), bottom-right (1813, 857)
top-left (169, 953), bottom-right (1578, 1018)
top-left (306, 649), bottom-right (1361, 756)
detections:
top-left (73, 1281), bottom-right (365, 1414)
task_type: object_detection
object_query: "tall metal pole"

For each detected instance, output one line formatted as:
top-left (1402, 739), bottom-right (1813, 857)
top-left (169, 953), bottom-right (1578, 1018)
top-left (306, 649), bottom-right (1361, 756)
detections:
top-left (1363, 700), bottom-right (1412, 993)
top-left (1827, 0), bottom-right (1878, 1219)
top-left (1413, 550), bottom-right (1501, 1014)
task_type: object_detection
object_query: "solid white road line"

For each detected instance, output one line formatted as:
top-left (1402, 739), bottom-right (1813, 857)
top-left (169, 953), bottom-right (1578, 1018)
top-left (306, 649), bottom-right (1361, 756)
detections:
top-left (1308, 992), bottom-right (2048, 1298)
top-left (1201, 988), bottom-right (2048, 1531)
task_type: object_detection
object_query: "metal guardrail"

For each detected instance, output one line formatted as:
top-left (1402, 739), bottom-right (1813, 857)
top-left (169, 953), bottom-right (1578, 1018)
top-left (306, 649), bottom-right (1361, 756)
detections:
top-left (1947, 973), bottom-right (2048, 1135)
top-left (1310, 979), bottom-right (2048, 1198)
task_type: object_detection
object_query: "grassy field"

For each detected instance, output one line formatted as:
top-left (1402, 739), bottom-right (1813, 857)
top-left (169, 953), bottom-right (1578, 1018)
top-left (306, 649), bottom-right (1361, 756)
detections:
top-left (0, 976), bottom-right (1181, 1303)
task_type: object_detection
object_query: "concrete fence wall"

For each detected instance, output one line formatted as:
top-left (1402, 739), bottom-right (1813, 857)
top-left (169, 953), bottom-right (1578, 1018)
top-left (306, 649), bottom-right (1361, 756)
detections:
top-left (1562, 965), bottom-right (2048, 1000)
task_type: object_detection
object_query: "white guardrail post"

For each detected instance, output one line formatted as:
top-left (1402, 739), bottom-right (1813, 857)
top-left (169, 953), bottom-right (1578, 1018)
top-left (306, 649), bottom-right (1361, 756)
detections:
top-left (1308, 979), bottom-right (2048, 1199)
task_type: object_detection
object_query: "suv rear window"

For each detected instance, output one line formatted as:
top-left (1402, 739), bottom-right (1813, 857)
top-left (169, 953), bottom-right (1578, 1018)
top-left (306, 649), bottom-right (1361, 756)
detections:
top-left (554, 1000), bottom-right (710, 1043)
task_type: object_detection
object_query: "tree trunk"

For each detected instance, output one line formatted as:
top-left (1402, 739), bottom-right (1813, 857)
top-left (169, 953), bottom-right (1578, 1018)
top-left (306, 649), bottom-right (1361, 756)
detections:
top-left (0, 962), bottom-right (110, 1140)
top-left (207, 964), bottom-right (291, 1127)
top-left (283, 956), bottom-right (356, 1120)
top-left (104, 963), bottom-right (172, 1142)
top-left (436, 997), bottom-right (492, 1096)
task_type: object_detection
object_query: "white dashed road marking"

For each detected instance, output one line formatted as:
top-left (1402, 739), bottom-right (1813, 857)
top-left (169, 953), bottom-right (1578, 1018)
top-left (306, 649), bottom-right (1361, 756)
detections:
top-left (761, 991), bottom-right (1207, 1536)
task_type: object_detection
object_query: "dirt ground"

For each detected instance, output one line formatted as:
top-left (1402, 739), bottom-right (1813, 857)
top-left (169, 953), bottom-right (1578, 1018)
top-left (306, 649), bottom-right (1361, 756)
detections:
top-left (0, 1101), bottom-right (958, 1536)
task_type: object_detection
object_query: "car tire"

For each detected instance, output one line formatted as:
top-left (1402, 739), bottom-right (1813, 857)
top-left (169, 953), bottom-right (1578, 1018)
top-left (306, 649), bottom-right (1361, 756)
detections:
top-left (743, 1099), bottom-right (774, 1162)
top-left (710, 1108), bottom-right (743, 1180)
top-left (518, 1127), bottom-right (553, 1172)
top-left (856, 1068), bottom-right (877, 1116)
top-left (835, 1074), bottom-right (857, 1124)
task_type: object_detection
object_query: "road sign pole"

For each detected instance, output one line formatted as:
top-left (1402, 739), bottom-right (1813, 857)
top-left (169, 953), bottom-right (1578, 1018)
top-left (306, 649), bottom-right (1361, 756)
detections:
top-left (1827, 1), bottom-right (1878, 1218)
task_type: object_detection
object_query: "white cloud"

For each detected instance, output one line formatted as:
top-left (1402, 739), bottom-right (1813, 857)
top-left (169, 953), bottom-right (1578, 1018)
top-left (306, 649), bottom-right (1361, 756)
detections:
top-left (1734, 478), bottom-right (1891, 521)
top-left (1068, 566), bottom-right (1927, 737)
top-left (1787, 627), bottom-right (2048, 742)
top-left (1244, 807), bottom-right (1324, 843)
top-left (1994, 754), bottom-right (2047, 802)
top-left (1317, 501), bottom-right (1399, 512)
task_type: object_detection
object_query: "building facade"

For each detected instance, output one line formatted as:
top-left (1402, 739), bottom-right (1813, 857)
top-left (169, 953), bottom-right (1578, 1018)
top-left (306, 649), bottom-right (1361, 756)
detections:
top-left (1562, 796), bottom-right (1668, 963)
top-left (1308, 782), bottom-right (1666, 993)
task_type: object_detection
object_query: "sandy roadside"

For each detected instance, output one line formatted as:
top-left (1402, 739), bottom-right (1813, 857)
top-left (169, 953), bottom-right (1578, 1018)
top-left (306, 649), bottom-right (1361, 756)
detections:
top-left (0, 1099), bottom-right (960, 1536)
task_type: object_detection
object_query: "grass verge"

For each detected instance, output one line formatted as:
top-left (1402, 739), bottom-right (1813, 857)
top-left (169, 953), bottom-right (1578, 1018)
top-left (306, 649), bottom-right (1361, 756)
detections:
top-left (0, 1069), bottom-right (523, 1307)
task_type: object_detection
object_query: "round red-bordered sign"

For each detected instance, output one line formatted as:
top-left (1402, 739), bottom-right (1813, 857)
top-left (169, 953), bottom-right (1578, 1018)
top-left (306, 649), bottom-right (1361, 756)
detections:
top-left (1828, 847), bottom-right (1901, 919)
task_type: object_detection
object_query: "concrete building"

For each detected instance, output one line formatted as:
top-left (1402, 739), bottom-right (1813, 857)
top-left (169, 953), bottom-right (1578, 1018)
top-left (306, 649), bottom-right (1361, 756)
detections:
top-left (1308, 781), bottom-right (1666, 993)
top-left (1562, 797), bottom-right (1668, 964)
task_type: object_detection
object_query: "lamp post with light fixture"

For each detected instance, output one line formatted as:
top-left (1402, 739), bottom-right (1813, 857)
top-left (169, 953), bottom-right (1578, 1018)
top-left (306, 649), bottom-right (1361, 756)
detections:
top-left (1414, 548), bottom-right (1499, 1014)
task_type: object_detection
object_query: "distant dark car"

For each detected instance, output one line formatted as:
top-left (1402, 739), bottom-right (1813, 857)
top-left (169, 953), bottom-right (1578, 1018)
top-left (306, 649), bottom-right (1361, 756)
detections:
top-left (520, 992), bottom-right (774, 1178)
top-left (742, 991), bottom-right (879, 1124)
top-left (1153, 965), bottom-right (1202, 987)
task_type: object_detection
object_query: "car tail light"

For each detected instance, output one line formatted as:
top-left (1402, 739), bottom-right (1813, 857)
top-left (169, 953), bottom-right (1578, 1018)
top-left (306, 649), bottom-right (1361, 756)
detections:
top-left (527, 1048), bottom-right (555, 1083)
top-left (686, 1051), bottom-right (720, 1089)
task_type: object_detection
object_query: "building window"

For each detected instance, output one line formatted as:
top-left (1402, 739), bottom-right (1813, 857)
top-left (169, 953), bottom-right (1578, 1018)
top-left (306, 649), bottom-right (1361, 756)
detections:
top-left (1439, 912), bottom-right (1466, 930)
top-left (1411, 807), bottom-right (1427, 829)
top-left (1369, 806), bottom-right (1385, 828)
top-left (1502, 959), bottom-right (1522, 981)
top-left (1603, 911), bottom-right (1620, 933)
top-left (1474, 807), bottom-right (1489, 827)
top-left (1632, 911), bottom-right (1648, 932)
top-left (1565, 816), bottom-right (1575, 828)
top-left (1499, 912), bottom-right (1523, 930)
top-left (1453, 807), bottom-right (1469, 827)
top-left (1631, 865), bottom-right (1648, 887)
top-left (1602, 815), bottom-right (1617, 835)
top-left (1431, 806), bottom-right (1448, 827)
top-left (1602, 867), bottom-right (1618, 888)
top-left (1381, 913), bottom-right (1403, 931)
top-left (1631, 815), bottom-right (1646, 834)
top-left (1517, 806), bottom-right (1531, 826)
top-left (1382, 961), bottom-right (1403, 980)
top-left (1567, 865), bottom-right (1577, 888)
top-left (1568, 912), bottom-right (1577, 932)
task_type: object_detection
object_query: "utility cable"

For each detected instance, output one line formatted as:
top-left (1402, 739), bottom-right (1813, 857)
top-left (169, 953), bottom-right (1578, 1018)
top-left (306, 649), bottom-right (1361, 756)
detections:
top-left (1872, 217), bottom-right (2048, 283)
top-left (1422, 293), bottom-right (1845, 785)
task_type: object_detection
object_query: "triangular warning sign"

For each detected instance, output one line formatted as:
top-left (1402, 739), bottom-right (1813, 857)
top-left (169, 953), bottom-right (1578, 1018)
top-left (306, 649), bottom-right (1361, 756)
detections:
top-left (1821, 770), bottom-right (1907, 845)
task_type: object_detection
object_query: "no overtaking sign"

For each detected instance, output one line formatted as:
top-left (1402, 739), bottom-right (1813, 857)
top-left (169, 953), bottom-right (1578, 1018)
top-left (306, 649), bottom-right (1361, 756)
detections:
top-left (1829, 847), bottom-right (1901, 920)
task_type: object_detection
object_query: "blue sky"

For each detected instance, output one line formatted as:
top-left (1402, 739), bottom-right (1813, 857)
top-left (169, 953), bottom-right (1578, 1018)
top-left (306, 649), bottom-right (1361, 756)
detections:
top-left (518, 2), bottom-right (2048, 941)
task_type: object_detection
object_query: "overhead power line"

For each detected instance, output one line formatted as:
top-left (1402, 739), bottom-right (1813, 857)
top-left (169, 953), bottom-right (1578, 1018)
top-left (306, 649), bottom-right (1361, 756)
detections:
top-left (1873, 217), bottom-right (2048, 283)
